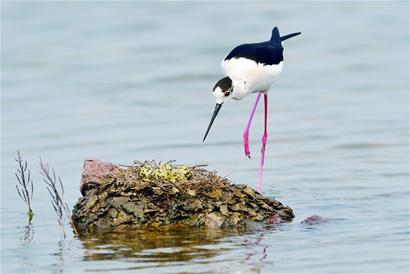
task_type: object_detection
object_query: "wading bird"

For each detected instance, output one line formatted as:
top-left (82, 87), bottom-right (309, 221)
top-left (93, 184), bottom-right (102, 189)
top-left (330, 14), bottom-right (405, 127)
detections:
top-left (203, 27), bottom-right (301, 192)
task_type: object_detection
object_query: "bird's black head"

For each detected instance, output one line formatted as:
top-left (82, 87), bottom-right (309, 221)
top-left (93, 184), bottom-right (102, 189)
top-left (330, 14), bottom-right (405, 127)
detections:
top-left (212, 76), bottom-right (233, 104)
top-left (202, 77), bottom-right (233, 142)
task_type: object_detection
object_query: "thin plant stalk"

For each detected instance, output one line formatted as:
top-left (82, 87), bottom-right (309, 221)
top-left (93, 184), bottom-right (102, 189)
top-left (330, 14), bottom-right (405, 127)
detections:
top-left (39, 158), bottom-right (78, 237)
top-left (15, 151), bottom-right (34, 223)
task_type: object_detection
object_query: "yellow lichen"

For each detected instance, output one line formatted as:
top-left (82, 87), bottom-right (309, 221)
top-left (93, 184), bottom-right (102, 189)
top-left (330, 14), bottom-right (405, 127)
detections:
top-left (137, 162), bottom-right (192, 182)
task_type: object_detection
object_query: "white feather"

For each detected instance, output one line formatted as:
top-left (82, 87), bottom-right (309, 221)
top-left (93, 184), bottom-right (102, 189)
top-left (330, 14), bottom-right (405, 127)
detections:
top-left (221, 57), bottom-right (283, 98)
top-left (213, 87), bottom-right (226, 104)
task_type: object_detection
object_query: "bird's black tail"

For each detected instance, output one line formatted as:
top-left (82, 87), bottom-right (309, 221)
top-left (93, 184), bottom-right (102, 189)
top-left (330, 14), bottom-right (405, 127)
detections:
top-left (271, 26), bottom-right (302, 43)
top-left (270, 27), bottom-right (281, 43)
top-left (281, 32), bottom-right (302, 41)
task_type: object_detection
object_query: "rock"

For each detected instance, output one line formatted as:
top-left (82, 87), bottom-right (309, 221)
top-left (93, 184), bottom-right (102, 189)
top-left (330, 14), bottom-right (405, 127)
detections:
top-left (266, 213), bottom-right (282, 225)
top-left (80, 159), bottom-right (120, 196)
top-left (301, 215), bottom-right (334, 225)
top-left (72, 160), bottom-right (294, 235)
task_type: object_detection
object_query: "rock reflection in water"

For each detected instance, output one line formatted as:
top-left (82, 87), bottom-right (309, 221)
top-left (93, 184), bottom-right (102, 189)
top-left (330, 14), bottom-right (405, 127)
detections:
top-left (79, 227), bottom-right (238, 264)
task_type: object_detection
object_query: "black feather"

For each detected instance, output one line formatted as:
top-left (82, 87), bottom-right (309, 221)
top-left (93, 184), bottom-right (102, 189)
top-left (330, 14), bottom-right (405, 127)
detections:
top-left (224, 27), bottom-right (300, 66)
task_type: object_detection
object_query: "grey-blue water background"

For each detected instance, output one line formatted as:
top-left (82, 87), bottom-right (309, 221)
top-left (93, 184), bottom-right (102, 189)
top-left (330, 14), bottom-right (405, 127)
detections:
top-left (1, 2), bottom-right (409, 274)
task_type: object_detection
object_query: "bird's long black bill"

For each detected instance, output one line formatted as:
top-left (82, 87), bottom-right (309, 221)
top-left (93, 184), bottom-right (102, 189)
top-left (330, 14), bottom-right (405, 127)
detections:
top-left (280, 32), bottom-right (301, 41)
top-left (203, 103), bottom-right (223, 142)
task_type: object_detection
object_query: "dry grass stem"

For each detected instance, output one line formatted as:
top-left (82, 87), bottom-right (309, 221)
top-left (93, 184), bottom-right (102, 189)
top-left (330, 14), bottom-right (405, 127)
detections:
top-left (15, 151), bottom-right (34, 223)
top-left (39, 158), bottom-right (78, 237)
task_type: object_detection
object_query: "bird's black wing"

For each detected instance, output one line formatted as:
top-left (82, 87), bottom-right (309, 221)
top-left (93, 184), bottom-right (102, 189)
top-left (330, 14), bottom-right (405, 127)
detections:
top-left (224, 42), bottom-right (284, 66)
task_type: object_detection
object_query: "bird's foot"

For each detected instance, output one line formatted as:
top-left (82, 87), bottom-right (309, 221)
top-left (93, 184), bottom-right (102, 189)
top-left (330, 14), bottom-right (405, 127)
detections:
top-left (243, 131), bottom-right (251, 158)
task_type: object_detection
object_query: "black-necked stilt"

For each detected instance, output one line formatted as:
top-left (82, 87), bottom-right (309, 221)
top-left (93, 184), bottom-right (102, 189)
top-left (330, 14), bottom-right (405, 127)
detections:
top-left (203, 27), bottom-right (301, 192)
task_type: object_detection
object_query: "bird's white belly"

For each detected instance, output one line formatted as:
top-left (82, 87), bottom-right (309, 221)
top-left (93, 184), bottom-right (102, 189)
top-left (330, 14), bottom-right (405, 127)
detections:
top-left (221, 58), bottom-right (283, 94)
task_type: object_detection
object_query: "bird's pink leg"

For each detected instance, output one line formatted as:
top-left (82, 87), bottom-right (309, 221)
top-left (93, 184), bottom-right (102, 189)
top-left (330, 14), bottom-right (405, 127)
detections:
top-left (257, 94), bottom-right (268, 192)
top-left (243, 93), bottom-right (262, 158)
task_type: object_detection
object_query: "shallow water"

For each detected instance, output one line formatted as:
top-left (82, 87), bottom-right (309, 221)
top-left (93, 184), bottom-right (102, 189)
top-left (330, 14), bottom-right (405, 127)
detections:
top-left (1, 2), bottom-right (409, 274)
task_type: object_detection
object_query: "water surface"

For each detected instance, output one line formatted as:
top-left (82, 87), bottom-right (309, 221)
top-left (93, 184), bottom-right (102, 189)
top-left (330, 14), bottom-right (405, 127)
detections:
top-left (1, 2), bottom-right (409, 273)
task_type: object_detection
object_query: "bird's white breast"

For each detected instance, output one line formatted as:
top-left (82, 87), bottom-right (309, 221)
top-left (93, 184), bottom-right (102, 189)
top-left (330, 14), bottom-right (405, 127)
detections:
top-left (221, 58), bottom-right (283, 94)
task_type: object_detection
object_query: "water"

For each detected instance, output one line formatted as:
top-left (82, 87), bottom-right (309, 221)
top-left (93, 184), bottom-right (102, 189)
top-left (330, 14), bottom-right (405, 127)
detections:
top-left (1, 2), bottom-right (409, 273)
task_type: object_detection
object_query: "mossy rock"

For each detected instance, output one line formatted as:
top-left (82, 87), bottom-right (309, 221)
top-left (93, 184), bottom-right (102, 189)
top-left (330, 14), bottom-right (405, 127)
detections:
top-left (72, 160), bottom-right (294, 235)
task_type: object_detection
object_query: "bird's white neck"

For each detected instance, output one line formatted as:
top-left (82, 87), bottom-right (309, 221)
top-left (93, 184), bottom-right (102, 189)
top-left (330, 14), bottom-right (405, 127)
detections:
top-left (231, 79), bottom-right (247, 100)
